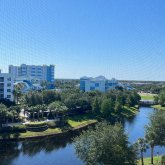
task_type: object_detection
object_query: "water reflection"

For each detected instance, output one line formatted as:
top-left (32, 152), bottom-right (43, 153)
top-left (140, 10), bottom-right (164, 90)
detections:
top-left (0, 133), bottom-right (82, 165)
top-left (0, 107), bottom-right (165, 165)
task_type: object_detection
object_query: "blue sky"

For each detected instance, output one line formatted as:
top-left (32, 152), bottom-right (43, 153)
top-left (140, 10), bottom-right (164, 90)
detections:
top-left (0, 0), bottom-right (165, 80)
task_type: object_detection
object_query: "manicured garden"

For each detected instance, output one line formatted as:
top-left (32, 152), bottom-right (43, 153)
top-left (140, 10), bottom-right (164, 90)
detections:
top-left (0, 113), bottom-right (97, 140)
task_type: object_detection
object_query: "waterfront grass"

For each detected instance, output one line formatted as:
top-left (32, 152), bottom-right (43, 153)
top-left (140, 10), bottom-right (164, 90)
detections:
top-left (0, 114), bottom-right (97, 140)
top-left (140, 93), bottom-right (156, 101)
top-left (152, 104), bottom-right (165, 111)
top-left (121, 106), bottom-right (139, 118)
top-left (0, 107), bottom-right (138, 140)
top-left (137, 156), bottom-right (161, 165)
top-left (0, 128), bottom-right (62, 139)
top-left (67, 113), bottom-right (97, 127)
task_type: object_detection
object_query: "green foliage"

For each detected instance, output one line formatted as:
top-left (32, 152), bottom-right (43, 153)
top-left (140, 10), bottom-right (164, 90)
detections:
top-left (0, 104), bottom-right (8, 127)
top-left (158, 90), bottom-right (165, 106)
top-left (161, 155), bottom-right (165, 164)
top-left (145, 110), bottom-right (165, 146)
top-left (135, 138), bottom-right (148, 165)
top-left (0, 125), bottom-right (26, 133)
top-left (101, 98), bottom-right (114, 118)
top-left (12, 125), bottom-right (26, 133)
top-left (23, 90), bottom-right (61, 106)
top-left (26, 122), bottom-right (47, 127)
top-left (74, 122), bottom-right (136, 165)
top-left (132, 83), bottom-right (165, 94)
top-left (92, 97), bottom-right (100, 115)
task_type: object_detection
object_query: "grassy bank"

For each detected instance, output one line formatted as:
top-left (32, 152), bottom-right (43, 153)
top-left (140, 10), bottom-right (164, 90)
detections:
top-left (0, 114), bottom-right (97, 140)
top-left (137, 156), bottom-right (161, 165)
top-left (0, 106), bottom-right (138, 140)
top-left (121, 106), bottom-right (139, 118)
top-left (67, 113), bottom-right (97, 127)
top-left (152, 104), bottom-right (165, 111)
top-left (139, 93), bottom-right (156, 101)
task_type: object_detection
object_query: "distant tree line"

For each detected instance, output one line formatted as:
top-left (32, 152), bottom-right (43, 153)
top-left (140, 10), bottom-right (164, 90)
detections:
top-left (132, 83), bottom-right (165, 94)
top-left (0, 88), bottom-right (140, 127)
top-left (154, 89), bottom-right (165, 106)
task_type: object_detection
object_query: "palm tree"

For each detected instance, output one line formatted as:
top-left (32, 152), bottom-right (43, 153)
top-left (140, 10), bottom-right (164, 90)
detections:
top-left (0, 104), bottom-right (8, 127)
top-left (41, 104), bottom-right (47, 119)
top-left (48, 102), bottom-right (68, 124)
top-left (145, 130), bottom-right (156, 165)
top-left (136, 138), bottom-right (148, 165)
top-left (13, 83), bottom-right (23, 104)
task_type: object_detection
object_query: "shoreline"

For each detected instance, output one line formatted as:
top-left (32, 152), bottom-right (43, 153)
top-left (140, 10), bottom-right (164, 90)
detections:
top-left (152, 104), bottom-right (165, 111)
top-left (0, 120), bottom-right (97, 141)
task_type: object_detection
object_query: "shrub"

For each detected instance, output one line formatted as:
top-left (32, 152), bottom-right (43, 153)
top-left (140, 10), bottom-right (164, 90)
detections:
top-left (0, 126), bottom-right (13, 133)
top-left (161, 155), bottom-right (165, 164)
top-left (12, 125), bottom-right (26, 133)
top-left (47, 121), bottom-right (56, 128)
top-left (26, 122), bottom-right (47, 127)
top-left (0, 125), bottom-right (26, 133)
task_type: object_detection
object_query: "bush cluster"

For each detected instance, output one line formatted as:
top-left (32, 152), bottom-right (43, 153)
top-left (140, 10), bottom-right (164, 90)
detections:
top-left (0, 125), bottom-right (26, 133)
top-left (26, 122), bottom-right (47, 127)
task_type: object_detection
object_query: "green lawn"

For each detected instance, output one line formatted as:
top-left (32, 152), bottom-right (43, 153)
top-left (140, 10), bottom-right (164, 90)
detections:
top-left (67, 113), bottom-right (97, 127)
top-left (152, 104), bottom-right (165, 111)
top-left (137, 156), bottom-right (161, 165)
top-left (0, 128), bottom-right (62, 139)
top-left (140, 93), bottom-right (156, 101)
top-left (121, 106), bottom-right (139, 118)
top-left (0, 113), bottom-right (97, 140)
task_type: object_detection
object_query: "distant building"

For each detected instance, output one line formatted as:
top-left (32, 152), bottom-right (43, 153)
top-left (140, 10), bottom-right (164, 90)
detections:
top-left (80, 76), bottom-right (121, 92)
top-left (9, 64), bottom-right (55, 89)
top-left (0, 70), bottom-right (14, 101)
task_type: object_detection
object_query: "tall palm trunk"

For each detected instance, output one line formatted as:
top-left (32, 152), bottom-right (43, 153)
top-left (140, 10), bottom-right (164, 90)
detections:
top-left (151, 146), bottom-right (154, 164)
top-left (141, 150), bottom-right (144, 165)
top-left (42, 111), bottom-right (44, 119)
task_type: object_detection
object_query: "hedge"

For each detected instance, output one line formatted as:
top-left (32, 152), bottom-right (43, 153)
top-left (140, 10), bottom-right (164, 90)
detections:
top-left (0, 125), bottom-right (26, 133)
top-left (26, 122), bottom-right (47, 127)
top-left (161, 155), bottom-right (165, 164)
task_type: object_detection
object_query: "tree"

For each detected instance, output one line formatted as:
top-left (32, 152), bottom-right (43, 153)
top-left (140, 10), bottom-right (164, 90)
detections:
top-left (135, 138), bottom-right (148, 165)
top-left (146, 110), bottom-right (165, 145)
top-left (74, 122), bottom-right (136, 165)
top-left (145, 124), bottom-right (158, 165)
top-left (158, 90), bottom-right (165, 106)
top-left (0, 104), bottom-right (8, 127)
top-left (48, 101), bottom-right (68, 124)
top-left (92, 97), bottom-right (100, 115)
top-left (13, 83), bottom-right (23, 104)
top-left (101, 99), bottom-right (114, 118)
top-left (114, 100), bottom-right (122, 113)
top-left (145, 110), bottom-right (165, 164)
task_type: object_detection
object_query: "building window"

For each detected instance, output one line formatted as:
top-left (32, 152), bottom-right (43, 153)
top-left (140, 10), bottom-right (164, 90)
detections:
top-left (7, 89), bottom-right (11, 92)
top-left (90, 87), bottom-right (95, 91)
top-left (0, 83), bottom-right (4, 87)
top-left (0, 94), bottom-right (4, 98)
top-left (7, 95), bottom-right (11, 98)
top-left (95, 83), bottom-right (99, 87)
top-left (0, 77), bottom-right (4, 82)
top-left (7, 83), bottom-right (11, 87)
top-left (7, 77), bottom-right (11, 81)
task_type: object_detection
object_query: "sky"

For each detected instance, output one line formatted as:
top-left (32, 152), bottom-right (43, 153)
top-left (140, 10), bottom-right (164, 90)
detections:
top-left (0, 0), bottom-right (165, 81)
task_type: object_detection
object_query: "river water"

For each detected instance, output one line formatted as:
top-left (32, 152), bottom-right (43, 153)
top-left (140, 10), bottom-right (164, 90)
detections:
top-left (0, 107), bottom-right (165, 165)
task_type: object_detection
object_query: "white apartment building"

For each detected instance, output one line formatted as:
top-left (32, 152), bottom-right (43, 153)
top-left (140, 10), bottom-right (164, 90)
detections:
top-left (9, 64), bottom-right (55, 83)
top-left (0, 70), bottom-right (14, 101)
top-left (80, 76), bottom-right (121, 92)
